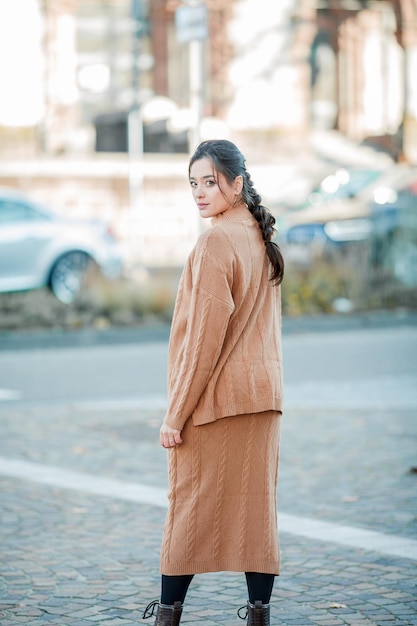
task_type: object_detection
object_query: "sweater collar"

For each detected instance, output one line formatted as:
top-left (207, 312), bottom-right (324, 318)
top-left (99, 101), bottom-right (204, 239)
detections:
top-left (211, 204), bottom-right (253, 224)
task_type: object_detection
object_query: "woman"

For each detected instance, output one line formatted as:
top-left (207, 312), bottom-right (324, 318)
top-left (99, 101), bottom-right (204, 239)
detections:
top-left (143, 139), bottom-right (284, 626)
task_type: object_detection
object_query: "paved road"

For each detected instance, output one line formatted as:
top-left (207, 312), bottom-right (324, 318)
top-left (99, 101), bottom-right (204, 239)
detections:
top-left (0, 318), bottom-right (416, 625)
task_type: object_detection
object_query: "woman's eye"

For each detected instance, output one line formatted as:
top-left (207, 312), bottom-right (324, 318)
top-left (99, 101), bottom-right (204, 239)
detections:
top-left (190, 179), bottom-right (215, 188)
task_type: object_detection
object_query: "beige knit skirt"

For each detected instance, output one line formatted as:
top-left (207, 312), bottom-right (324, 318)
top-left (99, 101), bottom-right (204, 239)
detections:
top-left (160, 410), bottom-right (281, 576)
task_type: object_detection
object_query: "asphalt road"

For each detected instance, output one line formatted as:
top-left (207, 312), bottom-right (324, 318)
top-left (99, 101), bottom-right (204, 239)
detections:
top-left (0, 317), bottom-right (416, 409)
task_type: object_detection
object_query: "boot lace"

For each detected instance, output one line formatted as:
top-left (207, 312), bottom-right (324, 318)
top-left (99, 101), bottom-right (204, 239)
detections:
top-left (238, 604), bottom-right (248, 620)
top-left (143, 599), bottom-right (159, 619)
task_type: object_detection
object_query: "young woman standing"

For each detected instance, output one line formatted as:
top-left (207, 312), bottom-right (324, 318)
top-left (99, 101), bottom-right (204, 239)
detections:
top-left (144, 139), bottom-right (284, 626)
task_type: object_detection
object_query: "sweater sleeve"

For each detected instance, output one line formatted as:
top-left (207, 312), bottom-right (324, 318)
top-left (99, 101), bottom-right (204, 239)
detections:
top-left (164, 233), bottom-right (235, 431)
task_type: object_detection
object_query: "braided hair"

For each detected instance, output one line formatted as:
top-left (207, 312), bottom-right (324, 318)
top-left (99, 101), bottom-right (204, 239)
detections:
top-left (189, 140), bottom-right (284, 285)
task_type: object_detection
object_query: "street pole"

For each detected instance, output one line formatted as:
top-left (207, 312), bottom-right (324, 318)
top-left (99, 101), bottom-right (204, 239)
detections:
top-left (175, 1), bottom-right (207, 154)
top-left (127, 106), bottom-right (144, 267)
top-left (128, 0), bottom-right (146, 268)
top-left (189, 37), bottom-right (204, 152)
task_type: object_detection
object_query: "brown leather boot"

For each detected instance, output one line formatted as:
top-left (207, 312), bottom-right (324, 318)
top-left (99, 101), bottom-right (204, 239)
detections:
top-left (143, 600), bottom-right (183, 626)
top-left (240, 600), bottom-right (270, 626)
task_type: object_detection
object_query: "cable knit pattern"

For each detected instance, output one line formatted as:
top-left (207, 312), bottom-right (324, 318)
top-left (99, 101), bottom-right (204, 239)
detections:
top-left (164, 204), bottom-right (283, 431)
top-left (238, 415), bottom-right (256, 562)
top-left (160, 411), bottom-right (281, 575)
top-left (186, 424), bottom-right (201, 563)
top-left (213, 417), bottom-right (229, 562)
top-left (160, 204), bottom-right (282, 576)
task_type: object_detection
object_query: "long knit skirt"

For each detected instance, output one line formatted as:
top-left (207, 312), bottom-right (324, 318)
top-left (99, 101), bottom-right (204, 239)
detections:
top-left (160, 410), bottom-right (281, 575)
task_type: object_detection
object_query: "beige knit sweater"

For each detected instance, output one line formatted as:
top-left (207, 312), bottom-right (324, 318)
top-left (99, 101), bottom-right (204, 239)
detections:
top-left (164, 204), bottom-right (283, 431)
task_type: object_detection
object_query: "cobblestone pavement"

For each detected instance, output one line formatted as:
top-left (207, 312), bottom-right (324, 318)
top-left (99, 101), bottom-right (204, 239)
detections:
top-left (1, 328), bottom-right (417, 625)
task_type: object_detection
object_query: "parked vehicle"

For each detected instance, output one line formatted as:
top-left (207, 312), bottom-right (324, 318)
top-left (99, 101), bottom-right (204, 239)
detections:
top-left (284, 165), bottom-right (414, 227)
top-left (300, 167), bottom-right (383, 208)
top-left (369, 177), bottom-right (417, 287)
top-left (277, 165), bottom-right (416, 313)
top-left (0, 187), bottom-right (123, 303)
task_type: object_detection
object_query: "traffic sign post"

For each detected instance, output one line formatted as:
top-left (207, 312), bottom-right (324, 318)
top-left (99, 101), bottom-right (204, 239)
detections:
top-left (175, 3), bottom-right (208, 151)
top-left (175, 3), bottom-right (208, 43)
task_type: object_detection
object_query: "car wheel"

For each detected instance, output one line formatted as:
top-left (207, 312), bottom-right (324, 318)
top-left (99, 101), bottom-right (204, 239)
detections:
top-left (49, 251), bottom-right (92, 304)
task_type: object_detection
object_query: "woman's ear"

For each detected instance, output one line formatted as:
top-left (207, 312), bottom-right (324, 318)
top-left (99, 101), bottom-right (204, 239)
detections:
top-left (234, 175), bottom-right (243, 195)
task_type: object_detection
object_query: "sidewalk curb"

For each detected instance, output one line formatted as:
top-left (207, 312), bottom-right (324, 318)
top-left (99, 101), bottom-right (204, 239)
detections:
top-left (0, 310), bottom-right (415, 351)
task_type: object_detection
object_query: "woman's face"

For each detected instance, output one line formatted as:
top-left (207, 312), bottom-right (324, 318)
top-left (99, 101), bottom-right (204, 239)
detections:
top-left (189, 157), bottom-right (242, 219)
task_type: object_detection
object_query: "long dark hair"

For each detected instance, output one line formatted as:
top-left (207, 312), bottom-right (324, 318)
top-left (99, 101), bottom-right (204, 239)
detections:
top-left (189, 139), bottom-right (284, 285)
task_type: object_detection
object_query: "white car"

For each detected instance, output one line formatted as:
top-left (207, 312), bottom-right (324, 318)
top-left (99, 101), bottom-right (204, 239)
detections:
top-left (0, 187), bottom-right (123, 303)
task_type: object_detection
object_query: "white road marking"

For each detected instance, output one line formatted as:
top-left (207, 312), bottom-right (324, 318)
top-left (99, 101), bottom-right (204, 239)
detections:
top-left (0, 456), bottom-right (416, 562)
top-left (0, 456), bottom-right (168, 508)
top-left (277, 513), bottom-right (417, 561)
top-left (0, 388), bottom-right (21, 400)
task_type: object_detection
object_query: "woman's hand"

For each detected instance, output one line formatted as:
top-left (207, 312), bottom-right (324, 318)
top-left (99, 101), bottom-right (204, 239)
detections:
top-left (160, 423), bottom-right (183, 448)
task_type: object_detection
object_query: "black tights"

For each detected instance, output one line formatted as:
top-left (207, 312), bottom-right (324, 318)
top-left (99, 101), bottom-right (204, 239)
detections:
top-left (161, 572), bottom-right (275, 605)
top-left (161, 574), bottom-right (193, 605)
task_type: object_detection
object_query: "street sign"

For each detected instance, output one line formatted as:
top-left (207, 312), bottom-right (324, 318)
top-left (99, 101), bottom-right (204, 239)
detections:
top-left (175, 4), bottom-right (208, 43)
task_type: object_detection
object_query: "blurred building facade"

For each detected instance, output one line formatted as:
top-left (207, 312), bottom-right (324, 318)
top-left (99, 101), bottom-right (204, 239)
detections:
top-left (0, 0), bottom-right (416, 161)
top-left (306, 0), bottom-right (417, 163)
top-left (0, 0), bottom-right (416, 267)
